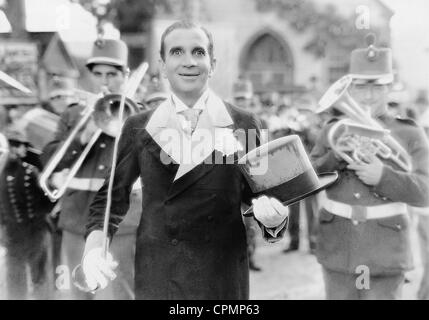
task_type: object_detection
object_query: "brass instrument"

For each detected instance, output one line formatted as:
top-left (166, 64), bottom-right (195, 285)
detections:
top-left (317, 75), bottom-right (412, 172)
top-left (0, 132), bottom-right (9, 175)
top-left (39, 93), bottom-right (140, 201)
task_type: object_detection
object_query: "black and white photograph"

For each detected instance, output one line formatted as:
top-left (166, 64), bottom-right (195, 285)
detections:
top-left (1, 0), bottom-right (429, 304)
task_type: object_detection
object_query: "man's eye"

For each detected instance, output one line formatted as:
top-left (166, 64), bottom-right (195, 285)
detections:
top-left (172, 49), bottom-right (183, 55)
top-left (107, 73), bottom-right (117, 78)
top-left (194, 49), bottom-right (206, 56)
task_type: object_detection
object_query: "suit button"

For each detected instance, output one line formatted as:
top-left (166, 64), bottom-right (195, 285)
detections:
top-left (98, 165), bottom-right (105, 170)
top-left (171, 239), bottom-right (178, 245)
top-left (354, 193), bottom-right (361, 199)
top-left (100, 143), bottom-right (106, 149)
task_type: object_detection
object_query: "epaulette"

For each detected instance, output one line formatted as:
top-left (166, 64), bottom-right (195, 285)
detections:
top-left (395, 116), bottom-right (418, 127)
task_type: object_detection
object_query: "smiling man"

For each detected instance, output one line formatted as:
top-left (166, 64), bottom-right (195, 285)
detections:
top-left (81, 21), bottom-right (289, 300)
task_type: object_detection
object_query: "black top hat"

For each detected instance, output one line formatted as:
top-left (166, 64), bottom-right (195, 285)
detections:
top-left (238, 135), bottom-right (338, 216)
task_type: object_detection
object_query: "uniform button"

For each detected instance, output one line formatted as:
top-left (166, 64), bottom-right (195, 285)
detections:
top-left (396, 224), bottom-right (402, 230)
top-left (171, 239), bottom-right (178, 245)
top-left (100, 143), bottom-right (106, 149)
top-left (72, 150), bottom-right (78, 155)
top-left (6, 176), bottom-right (14, 182)
top-left (24, 182), bottom-right (30, 187)
top-left (24, 175), bottom-right (30, 181)
top-left (98, 165), bottom-right (105, 170)
top-left (382, 197), bottom-right (388, 201)
top-left (22, 163), bottom-right (27, 167)
top-left (352, 220), bottom-right (359, 226)
top-left (353, 193), bottom-right (361, 199)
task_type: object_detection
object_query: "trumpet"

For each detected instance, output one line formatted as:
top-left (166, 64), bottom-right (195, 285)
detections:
top-left (317, 75), bottom-right (412, 172)
top-left (0, 132), bottom-right (9, 175)
top-left (39, 93), bottom-right (140, 201)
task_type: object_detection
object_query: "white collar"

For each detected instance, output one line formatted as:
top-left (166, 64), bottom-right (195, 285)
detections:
top-left (171, 89), bottom-right (209, 113)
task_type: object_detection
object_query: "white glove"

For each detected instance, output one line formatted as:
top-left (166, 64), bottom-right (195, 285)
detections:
top-left (252, 195), bottom-right (289, 228)
top-left (82, 231), bottom-right (118, 291)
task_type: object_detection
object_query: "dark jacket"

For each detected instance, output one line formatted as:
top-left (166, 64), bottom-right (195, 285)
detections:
top-left (86, 102), bottom-right (286, 299)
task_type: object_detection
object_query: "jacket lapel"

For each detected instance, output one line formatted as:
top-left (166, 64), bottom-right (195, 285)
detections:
top-left (167, 91), bottom-right (235, 200)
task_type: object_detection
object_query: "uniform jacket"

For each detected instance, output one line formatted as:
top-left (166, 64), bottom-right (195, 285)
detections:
top-left (86, 95), bottom-right (287, 300)
top-left (42, 103), bottom-right (141, 235)
top-left (0, 156), bottom-right (51, 244)
top-left (311, 115), bottom-right (429, 275)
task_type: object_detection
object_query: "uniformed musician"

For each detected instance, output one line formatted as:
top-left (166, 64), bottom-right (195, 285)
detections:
top-left (41, 38), bottom-right (141, 299)
top-left (311, 37), bottom-right (429, 299)
top-left (0, 126), bottom-right (52, 299)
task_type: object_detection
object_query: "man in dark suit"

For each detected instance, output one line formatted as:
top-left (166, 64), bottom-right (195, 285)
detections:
top-left (311, 37), bottom-right (429, 299)
top-left (81, 21), bottom-right (289, 300)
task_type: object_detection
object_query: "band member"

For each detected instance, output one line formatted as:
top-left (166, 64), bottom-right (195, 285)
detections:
top-left (311, 37), bottom-right (429, 299)
top-left (0, 126), bottom-right (52, 299)
top-left (46, 77), bottom-right (77, 115)
top-left (41, 38), bottom-right (141, 299)
top-left (81, 21), bottom-right (289, 299)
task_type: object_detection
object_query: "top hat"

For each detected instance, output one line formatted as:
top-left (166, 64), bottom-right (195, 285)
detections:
top-left (238, 135), bottom-right (338, 216)
top-left (233, 79), bottom-right (253, 99)
top-left (349, 34), bottom-right (393, 85)
top-left (86, 38), bottom-right (128, 70)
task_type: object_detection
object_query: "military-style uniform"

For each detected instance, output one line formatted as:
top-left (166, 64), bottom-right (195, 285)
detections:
top-left (312, 114), bottom-right (429, 299)
top-left (42, 102), bottom-right (141, 299)
top-left (0, 154), bottom-right (52, 299)
top-left (312, 35), bottom-right (429, 299)
top-left (40, 37), bottom-right (140, 300)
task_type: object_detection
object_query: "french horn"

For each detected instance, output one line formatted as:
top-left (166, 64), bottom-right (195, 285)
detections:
top-left (317, 75), bottom-right (412, 172)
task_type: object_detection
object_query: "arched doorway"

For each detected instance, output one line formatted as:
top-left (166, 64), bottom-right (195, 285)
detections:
top-left (240, 30), bottom-right (294, 94)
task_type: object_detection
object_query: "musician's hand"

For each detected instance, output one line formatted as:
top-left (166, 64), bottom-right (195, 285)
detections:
top-left (51, 169), bottom-right (70, 189)
top-left (82, 231), bottom-right (118, 290)
top-left (252, 195), bottom-right (289, 228)
top-left (347, 153), bottom-right (384, 186)
top-left (79, 118), bottom-right (98, 145)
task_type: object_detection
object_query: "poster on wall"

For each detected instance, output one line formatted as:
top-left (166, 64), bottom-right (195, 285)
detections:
top-left (0, 41), bottom-right (39, 105)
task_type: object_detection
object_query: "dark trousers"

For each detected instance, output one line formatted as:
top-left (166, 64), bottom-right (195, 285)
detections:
top-left (2, 225), bottom-right (51, 299)
top-left (322, 267), bottom-right (405, 300)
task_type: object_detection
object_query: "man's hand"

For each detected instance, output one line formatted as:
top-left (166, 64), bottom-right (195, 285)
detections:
top-left (252, 195), bottom-right (289, 228)
top-left (82, 231), bottom-right (118, 291)
top-left (347, 153), bottom-right (384, 186)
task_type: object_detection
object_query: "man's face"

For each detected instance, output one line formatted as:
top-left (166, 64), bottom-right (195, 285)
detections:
top-left (160, 27), bottom-right (216, 103)
top-left (90, 64), bottom-right (125, 94)
top-left (348, 82), bottom-right (389, 117)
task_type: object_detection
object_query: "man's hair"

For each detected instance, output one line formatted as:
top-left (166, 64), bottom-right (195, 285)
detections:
top-left (159, 20), bottom-right (214, 64)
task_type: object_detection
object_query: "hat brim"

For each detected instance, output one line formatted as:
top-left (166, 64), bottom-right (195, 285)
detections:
top-left (243, 171), bottom-right (339, 217)
top-left (86, 57), bottom-right (126, 69)
top-left (350, 73), bottom-right (393, 85)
